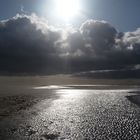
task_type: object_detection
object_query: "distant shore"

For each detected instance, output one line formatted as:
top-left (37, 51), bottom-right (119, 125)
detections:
top-left (1, 75), bottom-right (140, 87)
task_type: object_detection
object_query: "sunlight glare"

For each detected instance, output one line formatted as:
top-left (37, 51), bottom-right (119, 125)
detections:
top-left (54, 0), bottom-right (80, 21)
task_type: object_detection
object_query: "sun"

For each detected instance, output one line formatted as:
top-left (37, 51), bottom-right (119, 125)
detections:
top-left (53, 0), bottom-right (80, 21)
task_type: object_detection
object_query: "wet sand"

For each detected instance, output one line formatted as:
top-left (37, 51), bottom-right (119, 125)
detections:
top-left (1, 84), bottom-right (140, 140)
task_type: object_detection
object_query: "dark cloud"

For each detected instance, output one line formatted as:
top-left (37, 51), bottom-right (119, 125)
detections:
top-left (0, 14), bottom-right (63, 74)
top-left (80, 20), bottom-right (117, 53)
top-left (0, 14), bottom-right (140, 77)
top-left (74, 68), bottom-right (140, 79)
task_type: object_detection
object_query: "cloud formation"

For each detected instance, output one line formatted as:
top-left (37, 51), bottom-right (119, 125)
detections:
top-left (0, 14), bottom-right (140, 76)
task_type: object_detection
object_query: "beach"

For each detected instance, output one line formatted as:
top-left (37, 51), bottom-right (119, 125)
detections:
top-left (0, 79), bottom-right (140, 139)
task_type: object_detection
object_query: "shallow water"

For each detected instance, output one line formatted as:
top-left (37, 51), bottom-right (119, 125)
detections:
top-left (0, 86), bottom-right (140, 140)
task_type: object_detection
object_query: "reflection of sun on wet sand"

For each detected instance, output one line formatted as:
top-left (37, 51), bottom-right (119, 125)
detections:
top-left (1, 76), bottom-right (140, 139)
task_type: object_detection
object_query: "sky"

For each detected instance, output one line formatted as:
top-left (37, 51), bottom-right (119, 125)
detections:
top-left (0, 0), bottom-right (140, 78)
top-left (0, 0), bottom-right (140, 31)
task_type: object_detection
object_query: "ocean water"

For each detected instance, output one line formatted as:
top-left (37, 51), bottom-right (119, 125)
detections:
top-left (0, 85), bottom-right (140, 139)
